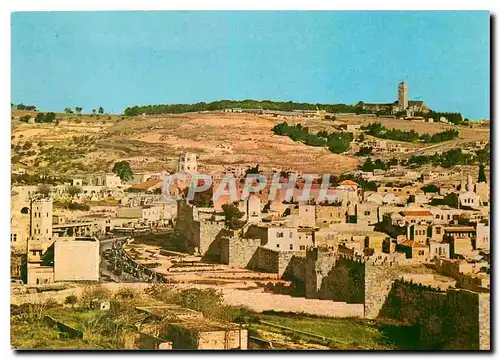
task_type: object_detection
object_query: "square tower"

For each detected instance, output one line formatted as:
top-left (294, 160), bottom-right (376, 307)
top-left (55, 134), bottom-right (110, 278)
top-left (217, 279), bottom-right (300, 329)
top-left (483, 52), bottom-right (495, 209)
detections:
top-left (178, 152), bottom-right (198, 173)
top-left (30, 198), bottom-right (53, 240)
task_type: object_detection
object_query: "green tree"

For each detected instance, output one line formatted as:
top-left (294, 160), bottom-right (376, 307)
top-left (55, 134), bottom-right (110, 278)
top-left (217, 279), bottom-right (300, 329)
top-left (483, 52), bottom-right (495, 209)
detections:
top-left (64, 107), bottom-right (73, 114)
top-left (361, 157), bottom-right (374, 172)
top-left (478, 163), bottom-right (487, 183)
top-left (19, 115), bottom-right (31, 123)
top-left (355, 146), bottom-right (373, 156)
top-left (112, 161), bottom-right (133, 181)
top-left (36, 184), bottom-right (51, 197)
top-left (92, 109), bottom-right (96, 115)
top-left (421, 184), bottom-right (440, 194)
top-left (98, 106), bottom-right (104, 114)
top-left (64, 294), bottom-right (78, 308)
top-left (75, 106), bottom-right (83, 115)
top-left (65, 185), bottom-right (82, 197)
top-left (221, 203), bottom-right (245, 229)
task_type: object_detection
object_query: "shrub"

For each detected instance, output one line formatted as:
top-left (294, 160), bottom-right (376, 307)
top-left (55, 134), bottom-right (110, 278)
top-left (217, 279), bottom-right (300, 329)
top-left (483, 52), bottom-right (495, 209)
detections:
top-left (80, 285), bottom-right (111, 307)
top-left (64, 294), bottom-right (78, 307)
top-left (68, 202), bottom-right (90, 211)
top-left (114, 287), bottom-right (139, 300)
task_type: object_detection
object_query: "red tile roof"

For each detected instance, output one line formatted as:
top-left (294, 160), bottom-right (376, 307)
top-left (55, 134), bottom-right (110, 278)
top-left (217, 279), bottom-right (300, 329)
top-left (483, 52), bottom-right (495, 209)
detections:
top-left (400, 240), bottom-right (428, 248)
top-left (401, 210), bottom-right (432, 217)
top-left (444, 226), bottom-right (475, 232)
top-left (340, 180), bottom-right (359, 186)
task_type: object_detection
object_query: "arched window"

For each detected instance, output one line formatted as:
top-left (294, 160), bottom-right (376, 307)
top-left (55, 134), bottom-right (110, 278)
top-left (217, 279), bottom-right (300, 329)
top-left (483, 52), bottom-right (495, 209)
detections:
top-left (20, 207), bottom-right (29, 214)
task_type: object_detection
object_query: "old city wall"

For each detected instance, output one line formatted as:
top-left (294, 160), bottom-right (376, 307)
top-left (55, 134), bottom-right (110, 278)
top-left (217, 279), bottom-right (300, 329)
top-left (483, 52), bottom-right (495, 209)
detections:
top-left (364, 263), bottom-right (404, 319)
top-left (478, 293), bottom-right (490, 350)
top-left (199, 221), bottom-right (227, 259)
top-left (175, 202), bottom-right (198, 254)
top-left (175, 202), bottom-right (225, 258)
top-left (282, 255), bottom-right (307, 283)
top-left (250, 247), bottom-right (306, 278)
top-left (378, 280), bottom-right (490, 350)
top-left (220, 236), bottom-right (262, 269)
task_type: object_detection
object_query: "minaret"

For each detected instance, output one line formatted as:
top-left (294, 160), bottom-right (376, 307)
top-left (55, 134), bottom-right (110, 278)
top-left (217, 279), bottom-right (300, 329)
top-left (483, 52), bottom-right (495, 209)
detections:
top-left (467, 174), bottom-right (474, 192)
top-left (398, 81), bottom-right (409, 110)
top-left (460, 176), bottom-right (467, 192)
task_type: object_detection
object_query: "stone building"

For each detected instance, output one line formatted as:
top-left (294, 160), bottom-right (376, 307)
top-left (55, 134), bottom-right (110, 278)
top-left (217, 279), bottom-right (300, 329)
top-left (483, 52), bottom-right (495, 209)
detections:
top-left (246, 194), bottom-right (261, 224)
top-left (445, 226), bottom-right (476, 257)
top-left (355, 202), bottom-right (379, 226)
top-left (407, 223), bottom-right (428, 244)
top-left (176, 201), bottom-right (226, 257)
top-left (396, 240), bottom-right (429, 262)
top-left (429, 242), bottom-right (450, 259)
top-left (475, 222), bottom-right (490, 251)
top-left (87, 173), bottom-right (122, 188)
top-left (53, 238), bottom-right (99, 282)
top-left (315, 204), bottom-right (348, 225)
top-left (178, 152), bottom-right (198, 174)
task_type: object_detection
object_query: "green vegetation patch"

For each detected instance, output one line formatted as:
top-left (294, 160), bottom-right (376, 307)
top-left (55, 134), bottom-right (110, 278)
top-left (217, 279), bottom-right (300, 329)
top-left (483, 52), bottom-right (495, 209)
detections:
top-left (362, 122), bottom-right (459, 143)
top-left (273, 122), bottom-right (352, 154)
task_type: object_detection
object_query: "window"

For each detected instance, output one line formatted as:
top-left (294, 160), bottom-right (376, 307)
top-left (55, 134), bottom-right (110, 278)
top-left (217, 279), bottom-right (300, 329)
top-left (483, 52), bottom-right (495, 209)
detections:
top-left (418, 250), bottom-right (425, 256)
top-left (289, 232), bottom-right (293, 238)
top-left (436, 214), bottom-right (440, 219)
top-left (277, 232), bottom-right (283, 238)
top-left (289, 244), bottom-right (293, 250)
top-left (276, 244), bottom-right (280, 248)
top-left (300, 245), bottom-right (305, 250)
top-left (364, 211), bottom-right (371, 216)
top-left (436, 228), bottom-right (441, 235)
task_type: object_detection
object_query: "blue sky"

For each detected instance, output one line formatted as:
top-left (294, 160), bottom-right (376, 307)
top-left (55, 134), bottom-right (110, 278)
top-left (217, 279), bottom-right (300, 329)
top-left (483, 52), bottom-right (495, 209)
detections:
top-left (11, 11), bottom-right (490, 119)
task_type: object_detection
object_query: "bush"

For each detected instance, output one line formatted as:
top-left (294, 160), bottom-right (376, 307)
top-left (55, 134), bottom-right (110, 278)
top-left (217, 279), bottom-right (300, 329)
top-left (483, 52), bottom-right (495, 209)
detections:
top-left (19, 115), bottom-right (31, 123)
top-left (355, 146), bottom-right (373, 156)
top-left (80, 285), bottom-right (111, 307)
top-left (68, 202), bottom-right (90, 211)
top-left (64, 294), bottom-right (78, 307)
top-left (144, 284), bottom-right (180, 304)
top-left (421, 184), bottom-right (440, 193)
top-left (273, 122), bottom-right (352, 153)
top-left (114, 287), bottom-right (139, 300)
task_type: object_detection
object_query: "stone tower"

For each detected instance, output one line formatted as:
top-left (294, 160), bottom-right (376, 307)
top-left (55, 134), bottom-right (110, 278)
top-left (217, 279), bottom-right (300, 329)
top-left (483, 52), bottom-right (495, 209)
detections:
top-left (398, 81), bottom-right (409, 110)
top-left (178, 152), bottom-right (198, 174)
top-left (467, 174), bottom-right (474, 192)
top-left (30, 198), bottom-right (53, 241)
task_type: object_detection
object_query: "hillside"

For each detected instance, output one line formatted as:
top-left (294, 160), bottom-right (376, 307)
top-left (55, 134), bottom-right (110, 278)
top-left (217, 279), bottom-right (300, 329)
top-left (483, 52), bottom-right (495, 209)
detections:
top-left (11, 111), bottom-right (489, 177)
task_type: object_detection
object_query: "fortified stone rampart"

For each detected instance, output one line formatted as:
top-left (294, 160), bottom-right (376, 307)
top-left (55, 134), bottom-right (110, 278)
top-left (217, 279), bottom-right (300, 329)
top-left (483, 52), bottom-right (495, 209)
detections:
top-left (220, 236), bottom-right (262, 269)
top-left (251, 247), bottom-right (306, 277)
top-left (175, 201), bottom-right (225, 257)
top-left (378, 279), bottom-right (490, 350)
top-left (364, 262), bottom-right (405, 319)
top-left (304, 248), bottom-right (365, 303)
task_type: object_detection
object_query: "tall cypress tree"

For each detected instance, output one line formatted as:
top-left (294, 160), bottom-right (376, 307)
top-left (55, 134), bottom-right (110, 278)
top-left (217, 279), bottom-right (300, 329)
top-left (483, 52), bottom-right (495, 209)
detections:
top-left (478, 163), bottom-right (487, 183)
